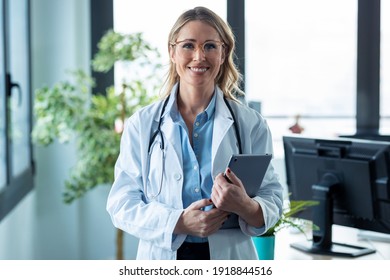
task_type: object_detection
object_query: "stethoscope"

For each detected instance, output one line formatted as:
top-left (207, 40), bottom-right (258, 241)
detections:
top-left (144, 94), bottom-right (242, 199)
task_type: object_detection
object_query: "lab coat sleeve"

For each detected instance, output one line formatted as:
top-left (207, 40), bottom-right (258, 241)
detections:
top-left (106, 115), bottom-right (183, 251)
top-left (238, 116), bottom-right (283, 236)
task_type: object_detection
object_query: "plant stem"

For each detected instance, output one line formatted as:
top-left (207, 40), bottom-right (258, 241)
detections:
top-left (116, 228), bottom-right (124, 260)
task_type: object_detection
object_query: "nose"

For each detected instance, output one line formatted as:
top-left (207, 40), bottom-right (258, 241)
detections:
top-left (193, 46), bottom-right (206, 61)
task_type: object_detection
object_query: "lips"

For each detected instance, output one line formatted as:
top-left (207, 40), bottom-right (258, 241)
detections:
top-left (189, 66), bottom-right (209, 72)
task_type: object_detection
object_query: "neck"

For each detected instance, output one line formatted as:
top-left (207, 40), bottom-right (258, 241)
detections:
top-left (177, 85), bottom-right (214, 115)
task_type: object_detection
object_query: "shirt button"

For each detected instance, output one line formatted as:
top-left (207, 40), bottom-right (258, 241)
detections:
top-left (173, 173), bottom-right (182, 181)
top-left (195, 122), bottom-right (200, 126)
top-left (193, 165), bottom-right (198, 170)
top-left (194, 188), bottom-right (200, 193)
top-left (194, 133), bottom-right (199, 138)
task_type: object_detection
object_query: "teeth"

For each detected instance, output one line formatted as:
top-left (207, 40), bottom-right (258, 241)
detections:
top-left (191, 67), bottom-right (207, 72)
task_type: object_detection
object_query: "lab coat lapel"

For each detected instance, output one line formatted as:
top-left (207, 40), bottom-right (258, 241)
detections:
top-left (211, 90), bottom-right (237, 177)
top-left (159, 113), bottom-right (183, 169)
top-left (153, 86), bottom-right (183, 170)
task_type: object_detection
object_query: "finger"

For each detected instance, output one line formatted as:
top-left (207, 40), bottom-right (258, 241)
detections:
top-left (211, 182), bottom-right (223, 205)
top-left (224, 168), bottom-right (243, 187)
top-left (213, 173), bottom-right (231, 190)
top-left (223, 171), bottom-right (232, 183)
top-left (202, 211), bottom-right (230, 235)
top-left (188, 198), bottom-right (213, 210)
top-left (211, 174), bottom-right (234, 209)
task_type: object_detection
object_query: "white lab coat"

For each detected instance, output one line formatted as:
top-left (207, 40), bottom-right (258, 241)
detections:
top-left (106, 85), bottom-right (283, 260)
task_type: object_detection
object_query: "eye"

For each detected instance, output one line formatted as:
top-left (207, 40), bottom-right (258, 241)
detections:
top-left (181, 42), bottom-right (195, 50)
top-left (203, 42), bottom-right (218, 51)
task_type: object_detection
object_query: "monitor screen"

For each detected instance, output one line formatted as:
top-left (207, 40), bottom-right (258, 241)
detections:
top-left (283, 135), bottom-right (390, 257)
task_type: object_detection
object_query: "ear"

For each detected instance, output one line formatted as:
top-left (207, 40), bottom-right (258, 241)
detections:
top-left (169, 45), bottom-right (176, 64)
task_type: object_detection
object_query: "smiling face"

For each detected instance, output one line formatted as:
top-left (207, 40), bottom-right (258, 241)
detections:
top-left (170, 20), bottom-right (225, 93)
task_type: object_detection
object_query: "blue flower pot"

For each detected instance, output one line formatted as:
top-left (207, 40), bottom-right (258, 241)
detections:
top-left (252, 235), bottom-right (275, 260)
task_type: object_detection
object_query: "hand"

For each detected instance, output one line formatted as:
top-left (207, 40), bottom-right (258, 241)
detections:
top-left (211, 168), bottom-right (265, 228)
top-left (174, 198), bottom-right (229, 238)
top-left (211, 168), bottom-right (251, 214)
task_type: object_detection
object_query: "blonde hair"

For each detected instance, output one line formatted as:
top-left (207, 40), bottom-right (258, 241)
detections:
top-left (161, 6), bottom-right (243, 100)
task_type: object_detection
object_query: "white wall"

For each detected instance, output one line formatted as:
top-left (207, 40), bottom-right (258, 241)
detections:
top-left (0, 0), bottom-right (140, 260)
top-left (30, 0), bottom-right (89, 260)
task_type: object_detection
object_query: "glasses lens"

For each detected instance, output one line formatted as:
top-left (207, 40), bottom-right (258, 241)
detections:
top-left (203, 42), bottom-right (219, 52)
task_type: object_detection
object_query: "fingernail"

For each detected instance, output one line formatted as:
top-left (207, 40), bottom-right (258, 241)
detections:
top-left (227, 168), bottom-right (231, 173)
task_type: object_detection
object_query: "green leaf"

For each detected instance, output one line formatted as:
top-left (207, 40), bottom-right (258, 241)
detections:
top-left (263, 194), bottom-right (319, 237)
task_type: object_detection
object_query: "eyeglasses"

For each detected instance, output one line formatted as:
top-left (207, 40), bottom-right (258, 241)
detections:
top-left (171, 40), bottom-right (225, 57)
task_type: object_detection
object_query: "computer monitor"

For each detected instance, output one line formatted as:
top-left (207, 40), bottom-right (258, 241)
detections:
top-left (283, 135), bottom-right (390, 257)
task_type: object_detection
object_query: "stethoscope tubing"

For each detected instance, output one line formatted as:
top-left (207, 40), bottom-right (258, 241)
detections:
top-left (148, 94), bottom-right (242, 153)
top-left (145, 93), bottom-right (242, 199)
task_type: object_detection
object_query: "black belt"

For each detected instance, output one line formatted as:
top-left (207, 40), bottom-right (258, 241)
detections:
top-left (177, 242), bottom-right (210, 260)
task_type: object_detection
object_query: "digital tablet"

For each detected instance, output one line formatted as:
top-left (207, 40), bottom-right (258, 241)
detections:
top-left (220, 154), bottom-right (272, 229)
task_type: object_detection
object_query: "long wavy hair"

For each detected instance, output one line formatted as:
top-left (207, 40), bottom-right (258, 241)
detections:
top-left (161, 6), bottom-right (243, 100)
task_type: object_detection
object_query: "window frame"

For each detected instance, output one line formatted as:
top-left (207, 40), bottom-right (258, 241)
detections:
top-left (90, 0), bottom-right (114, 95)
top-left (0, 0), bottom-right (34, 222)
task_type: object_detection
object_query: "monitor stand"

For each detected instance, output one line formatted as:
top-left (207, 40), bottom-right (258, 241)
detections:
top-left (291, 240), bottom-right (375, 258)
top-left (290, 173), bottom-right (376, 258)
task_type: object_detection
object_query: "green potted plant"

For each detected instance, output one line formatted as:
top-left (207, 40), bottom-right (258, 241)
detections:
top-left (252, 198), bottom-right (319, 260)
top-left (31, 30), bottom-right (162, 259)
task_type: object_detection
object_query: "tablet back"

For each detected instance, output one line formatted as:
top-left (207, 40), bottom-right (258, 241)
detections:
top-left (220, 154), bottom-right (272, 229)
top-left (227, 154), bottom-right (272, 197)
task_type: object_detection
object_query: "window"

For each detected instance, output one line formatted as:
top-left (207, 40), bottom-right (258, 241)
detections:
top-left (113, 0), bottom-right (226, 87)
top-left (0, 0), bottom-right (33, 221)
top-left (246, 0), bottom-right (358, 156)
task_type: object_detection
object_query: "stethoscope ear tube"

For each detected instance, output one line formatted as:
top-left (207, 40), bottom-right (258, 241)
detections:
top-left (223, 97), bottom-right (242, 154)
top-left (148, 97), bottom-right (170, 153)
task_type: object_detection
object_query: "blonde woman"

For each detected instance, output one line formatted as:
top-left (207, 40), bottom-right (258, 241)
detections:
top-left (107, 6), bottom-right (282, 260)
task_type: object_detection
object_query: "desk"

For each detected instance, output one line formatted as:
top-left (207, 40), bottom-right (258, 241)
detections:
top-left (274, 225), bottom-right (390, 259)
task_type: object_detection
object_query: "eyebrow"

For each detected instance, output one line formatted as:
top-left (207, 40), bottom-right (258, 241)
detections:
top-left (176, 39), bottom-right (221, 43)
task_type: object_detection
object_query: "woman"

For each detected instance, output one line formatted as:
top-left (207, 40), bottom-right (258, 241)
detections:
top-left (106, 6), bottom-right (283, 260)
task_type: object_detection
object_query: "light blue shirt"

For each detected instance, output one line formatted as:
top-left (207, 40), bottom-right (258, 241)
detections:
top-left (170, 92), bottom-right (216, 243)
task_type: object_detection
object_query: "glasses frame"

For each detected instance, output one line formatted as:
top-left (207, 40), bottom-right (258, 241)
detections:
top-left (170, 40), bottom-right (225, 56)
